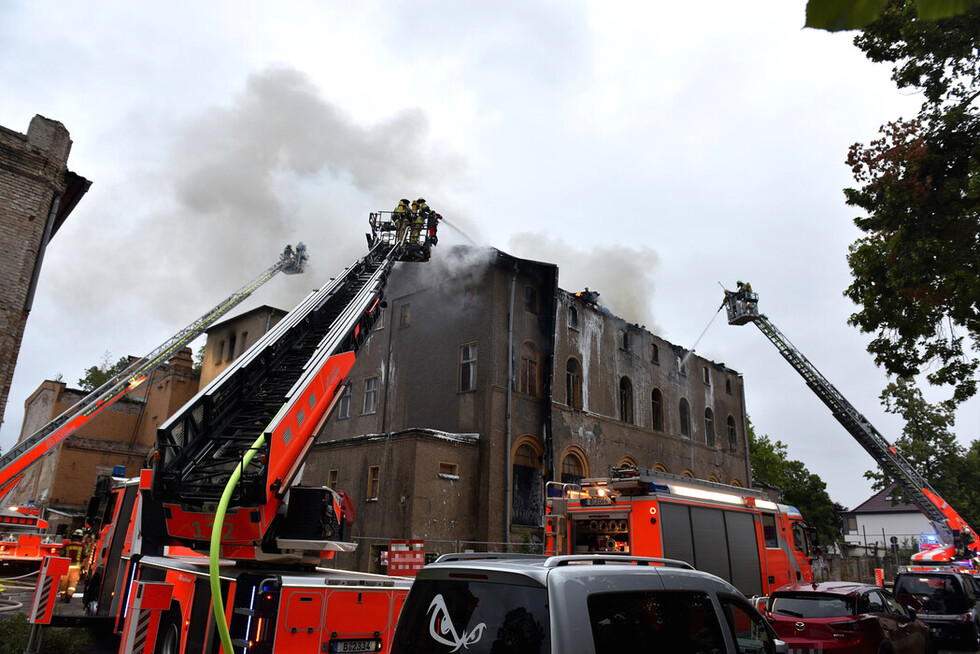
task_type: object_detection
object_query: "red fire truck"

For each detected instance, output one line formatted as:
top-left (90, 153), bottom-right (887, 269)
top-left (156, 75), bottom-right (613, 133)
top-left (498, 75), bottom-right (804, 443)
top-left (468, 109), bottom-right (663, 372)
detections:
top-left (545, 465), bottom-right (815, 597)
top-left (56, 210), bottom-right (437, 654)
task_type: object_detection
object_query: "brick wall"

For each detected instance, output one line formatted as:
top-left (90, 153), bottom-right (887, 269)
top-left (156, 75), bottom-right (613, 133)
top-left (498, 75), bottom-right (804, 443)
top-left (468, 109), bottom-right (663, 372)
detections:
top-left (0, 116), bottom-right (73, 430)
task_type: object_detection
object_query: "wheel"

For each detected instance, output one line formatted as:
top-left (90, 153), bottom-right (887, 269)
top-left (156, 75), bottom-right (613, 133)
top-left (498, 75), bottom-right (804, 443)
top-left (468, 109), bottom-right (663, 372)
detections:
top-left (155, 610), bottom-right (181, 654)
top-left (922, 633), bottom-right (938, 654)
top-left (876, 642), bottom-right (894, 654)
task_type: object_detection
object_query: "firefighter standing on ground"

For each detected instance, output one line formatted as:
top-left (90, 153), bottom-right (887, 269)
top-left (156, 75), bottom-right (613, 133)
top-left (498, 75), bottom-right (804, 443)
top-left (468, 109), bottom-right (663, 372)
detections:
top-left (60, 529), bottom-right (85, 601)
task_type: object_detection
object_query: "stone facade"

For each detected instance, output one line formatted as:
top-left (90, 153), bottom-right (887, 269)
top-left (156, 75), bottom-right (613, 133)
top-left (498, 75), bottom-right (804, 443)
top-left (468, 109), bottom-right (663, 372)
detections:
top-left (305, 247), bottom-right (752, 571)
top-left (199, 305), bottom-right (287, 386)
top-left (0, 116), bottom-right (89, 431)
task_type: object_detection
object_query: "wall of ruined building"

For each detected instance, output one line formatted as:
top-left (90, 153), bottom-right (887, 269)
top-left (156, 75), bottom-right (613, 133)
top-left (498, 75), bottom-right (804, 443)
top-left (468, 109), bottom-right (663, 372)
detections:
top-left (0, 116), bottom-right (73, 430)
top-left (309, 431), bottom-right (480, 573)
top-left (552, 289), bottom-right (751, 486)
top-left (200, 306), bottom-right (286, 386)
top-left (307, 247), bottom-right (754, 570)
top-left (8, 349), bottom-right (199, 511)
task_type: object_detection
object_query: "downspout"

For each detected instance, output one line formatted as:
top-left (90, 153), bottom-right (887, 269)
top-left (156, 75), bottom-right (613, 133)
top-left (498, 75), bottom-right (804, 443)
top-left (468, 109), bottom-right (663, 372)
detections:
top-left (24, 195), bottom-right (61, 312)
top-left (505, 271), bottom-right (516, 551)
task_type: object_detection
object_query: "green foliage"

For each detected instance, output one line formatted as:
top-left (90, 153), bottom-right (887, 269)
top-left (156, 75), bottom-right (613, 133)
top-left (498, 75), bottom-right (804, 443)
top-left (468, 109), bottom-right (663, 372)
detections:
top-left (0, 614), bottom-right (95, 654)
top-left (748, 421), bottom-right (840, 546)
top-left (806, 0), bottom-right (979, 31)
top-left (844, 2), bottom-right (980, 407)
top-left (77, 351), bottom-right (130, 391)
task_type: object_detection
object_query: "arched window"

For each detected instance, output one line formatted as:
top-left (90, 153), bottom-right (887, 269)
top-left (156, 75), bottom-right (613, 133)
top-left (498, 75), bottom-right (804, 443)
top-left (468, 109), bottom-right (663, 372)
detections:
top-left (565, 358), bottom-right (582, 409)
top-left (652, 463), bottom-right (669, 473)
top-left (704, 408), bottom-right (715, 447)
top-left (619, 377), bottom-right (634, 424)
top-left (651, 388), bottom-right (664, 431)
top-left (681, 469), bottom-right (695, 478)
top-left (512, 437), bottom-right (543, 526)
top-left (519, 341), bottom-right (538, 396)
top-left (617, 456), bottom-right (638, 470)
top-left (729, 479), bottom-right (743, 488)
top-left (727, 415), bottom-right (738, 451)
top-left (561, 448), bottom-right (589, 485)
top-left (708, 475), bottom-right (720, 483)
top-left (679, 398), bottom-right (691, 438)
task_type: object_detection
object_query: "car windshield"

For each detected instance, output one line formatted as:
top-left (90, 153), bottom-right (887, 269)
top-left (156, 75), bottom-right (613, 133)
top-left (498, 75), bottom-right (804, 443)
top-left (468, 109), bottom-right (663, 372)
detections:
top-left (895, 575), bottom-right (967, 614)
top-left (769, 593), bottom-right (854, 618)
top-left (390, 578), bottom-right (550, 654)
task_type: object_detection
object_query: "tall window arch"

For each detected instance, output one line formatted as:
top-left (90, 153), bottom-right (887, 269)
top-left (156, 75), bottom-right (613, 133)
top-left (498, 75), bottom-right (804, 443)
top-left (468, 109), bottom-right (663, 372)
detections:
top-left (561, 447), bottom-right (589, 485)
top-left (727, 415), bottom-right (738, 451)
top-left (681, 469), bottom-right (695, 478)
top-left (651, 388), bottom-right (664, 431)
top-left (652, 463), bottom-right (669, 473)
top-left (565, 358), bottom-right (582, 409)
top-left (617, 456), bottom-right (638, 470)
top-left (704, 408), bottom-right (715, 447)
top-left (619, 377), bottom-right (634, 424)
top-left (512, 436), bottom-right (543, 526)
top-left (679, 398), bottom-right (691, 438)
top-left (519, 341), bottom-right (539, 396)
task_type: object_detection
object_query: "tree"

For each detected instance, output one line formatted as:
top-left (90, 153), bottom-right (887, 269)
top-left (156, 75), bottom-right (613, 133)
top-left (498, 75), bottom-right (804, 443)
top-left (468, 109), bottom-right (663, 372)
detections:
top-left (844, 1), bottom-right (980, 407)
top-left (78, 351), bottom-right (130, 391)
top-left (748, 421), bottom-right (840, 546)
top-left (805, 0), bottom-right (979, 31)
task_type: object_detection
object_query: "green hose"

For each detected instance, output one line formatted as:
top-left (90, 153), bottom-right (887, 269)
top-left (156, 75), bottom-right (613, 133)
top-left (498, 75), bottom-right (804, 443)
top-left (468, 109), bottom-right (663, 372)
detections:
top-left (210, 434), bottom-right (265, 654)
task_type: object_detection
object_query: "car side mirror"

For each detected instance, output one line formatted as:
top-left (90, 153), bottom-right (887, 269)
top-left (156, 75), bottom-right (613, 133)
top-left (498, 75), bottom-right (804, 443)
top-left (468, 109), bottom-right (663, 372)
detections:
top-left (773, 638), bottom-right (788, 654)
top-left (906, 607), bottom-right (918, 620)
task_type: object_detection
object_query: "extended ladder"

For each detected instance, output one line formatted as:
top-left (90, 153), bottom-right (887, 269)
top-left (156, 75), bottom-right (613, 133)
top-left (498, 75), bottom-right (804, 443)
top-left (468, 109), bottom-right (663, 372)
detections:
top-left (0, 244), bottom-right (308, 499)
top-left (723, 285), bottom-right (957, 541)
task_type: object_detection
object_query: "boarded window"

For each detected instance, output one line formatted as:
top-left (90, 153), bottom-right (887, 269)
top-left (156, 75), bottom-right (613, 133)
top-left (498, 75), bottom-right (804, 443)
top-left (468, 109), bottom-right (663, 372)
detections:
top-left (565, 358), bottom-right (582, 409)
top-left (367, 465), bottom-right (380, 499)
top-left (519, 342), bottom-right (539, 396)
top-left (651, 388), bottom-right (664, 431)
top-left (512, 443), bottom-right (542, 526)
top-left (619, 377), bottom-right (634, 424)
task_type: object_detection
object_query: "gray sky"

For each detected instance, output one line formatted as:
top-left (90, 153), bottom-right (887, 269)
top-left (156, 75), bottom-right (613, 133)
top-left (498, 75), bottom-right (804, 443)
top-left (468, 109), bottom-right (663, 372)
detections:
top-left (2, 1), bottom-right (974, 511)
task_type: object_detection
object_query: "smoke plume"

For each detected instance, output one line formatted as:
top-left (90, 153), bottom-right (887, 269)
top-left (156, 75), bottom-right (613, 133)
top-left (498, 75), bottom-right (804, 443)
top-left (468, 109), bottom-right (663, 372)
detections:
top-left (505, 232), bottom-right (660, 333)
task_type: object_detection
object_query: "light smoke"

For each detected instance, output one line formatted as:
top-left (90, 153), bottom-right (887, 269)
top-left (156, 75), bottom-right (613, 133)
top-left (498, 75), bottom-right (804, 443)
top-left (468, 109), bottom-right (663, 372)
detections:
top-left (505, 232), bottom-right (661, 333)
top-left (42, 65), bottom-right (466, 338)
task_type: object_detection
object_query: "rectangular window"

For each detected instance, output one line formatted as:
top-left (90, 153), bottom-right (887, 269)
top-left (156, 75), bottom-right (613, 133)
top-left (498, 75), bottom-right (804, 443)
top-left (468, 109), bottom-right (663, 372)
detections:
top-left (459, 343), bottom-right (477, 392)
top-left (677, 355), bottom-right (687, 376)
top-left (328, 469), bottom-right (339, 488)
top-left (374, 306), bottom-right (385, 330)
top-left (525, 286), bottom-right (539, 313)
top-left (439, 462), bottom-right (459, 478)
top-left (702, 366), bottom-right (711, 385)
top-left (362, 377), bottom-right (378, 414)
top-left (399, 303), bottom-right (411, 327)
top-left (847, 516), bottom-right (857, 532)
top-left (367, 465), bottom-right (380, 500)
top-left (568, 305), bottom-right (579, 330)
top-left (651, 343), bottom-right (660, 364)
top-left (762, 513), bottom-right (778, 548)
top-left (240, 331), bottom-right (248, 355)
top-left (227, 333), bottom-right (236, 362)
top-left (337, 384), bottom-right (351, 419)
top-left (214, 341), bottom-right (225, 364)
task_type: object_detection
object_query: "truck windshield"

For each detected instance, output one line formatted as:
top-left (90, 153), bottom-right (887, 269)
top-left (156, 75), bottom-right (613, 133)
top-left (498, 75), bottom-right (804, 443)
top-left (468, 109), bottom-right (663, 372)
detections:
top-left (390, 579), bottom-right (550, 654)
top-left (588, 590), bottom-right (726, 652)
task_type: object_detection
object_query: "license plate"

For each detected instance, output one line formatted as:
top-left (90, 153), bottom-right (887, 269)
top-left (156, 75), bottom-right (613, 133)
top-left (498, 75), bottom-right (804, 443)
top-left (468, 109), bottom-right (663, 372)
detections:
top-left (330, 639), bottom-right (379, 653)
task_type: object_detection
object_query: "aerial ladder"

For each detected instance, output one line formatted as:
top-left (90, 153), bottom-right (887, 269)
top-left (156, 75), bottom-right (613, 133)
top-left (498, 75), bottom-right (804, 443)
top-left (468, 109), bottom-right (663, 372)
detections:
top-left (722, 282), bottom-right (977, 565)
top-left (0, 243), bottom-right (309, 502)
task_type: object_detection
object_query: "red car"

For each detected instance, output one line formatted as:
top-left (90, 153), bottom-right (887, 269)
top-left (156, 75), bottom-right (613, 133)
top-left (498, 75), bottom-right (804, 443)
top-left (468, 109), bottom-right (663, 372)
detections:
top-left (765, 581), bottom-right (935, 653)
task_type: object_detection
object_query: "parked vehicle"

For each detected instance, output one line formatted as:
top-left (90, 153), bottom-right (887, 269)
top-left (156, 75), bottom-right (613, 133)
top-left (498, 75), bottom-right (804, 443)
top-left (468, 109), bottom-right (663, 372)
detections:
top-left (765, 581), bottom-right (933, 653)
top-left (894, 569), bottom-right (980, 651)
top-left (390, 553), bottom-right (788, 654)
